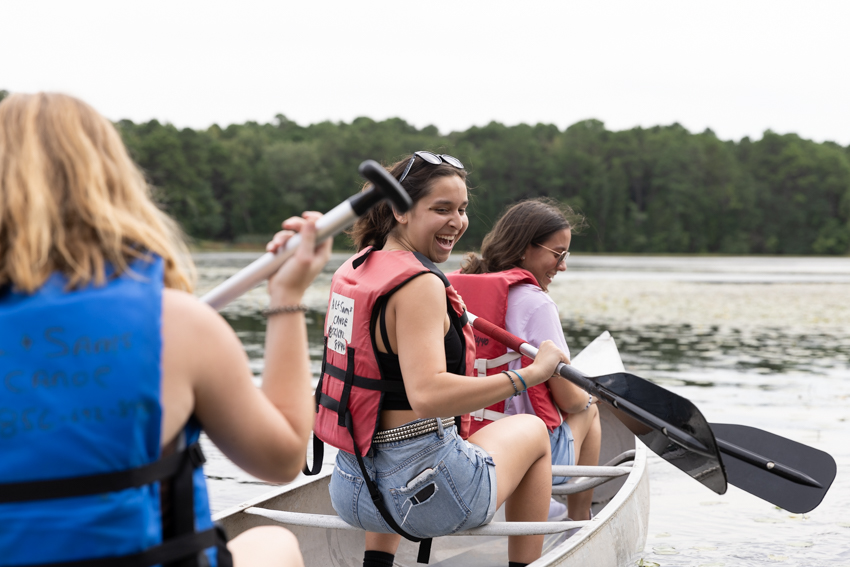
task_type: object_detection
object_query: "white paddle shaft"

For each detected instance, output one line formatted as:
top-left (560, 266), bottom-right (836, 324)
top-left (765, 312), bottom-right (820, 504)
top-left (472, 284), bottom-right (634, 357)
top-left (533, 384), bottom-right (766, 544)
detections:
top-left (199, 200), bottom-right (356, 310)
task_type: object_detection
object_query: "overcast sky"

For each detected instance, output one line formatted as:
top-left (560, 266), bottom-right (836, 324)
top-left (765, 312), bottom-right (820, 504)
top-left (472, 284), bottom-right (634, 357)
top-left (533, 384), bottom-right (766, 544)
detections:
top-left (3, 0), bottom-right (849, 144)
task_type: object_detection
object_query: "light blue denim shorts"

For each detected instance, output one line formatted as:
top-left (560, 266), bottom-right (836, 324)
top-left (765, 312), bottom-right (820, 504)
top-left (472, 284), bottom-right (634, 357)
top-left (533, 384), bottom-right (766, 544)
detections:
top-left (551, 421), bottom-right (576, 485)
top-left (329, 419), bottom-right (498, 538)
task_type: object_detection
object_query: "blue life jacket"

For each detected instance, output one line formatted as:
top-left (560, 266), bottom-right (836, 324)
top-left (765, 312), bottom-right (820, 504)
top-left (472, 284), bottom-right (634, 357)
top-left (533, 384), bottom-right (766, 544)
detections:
top-left (0, 256), bottom-right (226, 567)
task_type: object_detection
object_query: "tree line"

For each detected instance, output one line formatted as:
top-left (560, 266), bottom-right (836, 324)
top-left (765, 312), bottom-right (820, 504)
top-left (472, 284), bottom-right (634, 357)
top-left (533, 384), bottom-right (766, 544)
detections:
top-left (3, 89), bottom-right (849, 254)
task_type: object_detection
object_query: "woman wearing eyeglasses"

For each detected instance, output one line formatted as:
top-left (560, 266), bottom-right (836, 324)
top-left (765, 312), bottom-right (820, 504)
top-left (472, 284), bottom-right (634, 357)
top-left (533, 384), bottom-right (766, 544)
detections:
top-left (316, 153), bottom-right (566, 567)
top-left (449, 198), bottom-right (601, 525)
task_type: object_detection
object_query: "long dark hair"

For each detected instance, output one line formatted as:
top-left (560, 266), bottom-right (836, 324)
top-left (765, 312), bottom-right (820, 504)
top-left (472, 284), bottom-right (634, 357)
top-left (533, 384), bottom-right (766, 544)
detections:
top-left (461, 198), bottom-right (585, 274)
top-left (349, 153), bottom-right (468, 251)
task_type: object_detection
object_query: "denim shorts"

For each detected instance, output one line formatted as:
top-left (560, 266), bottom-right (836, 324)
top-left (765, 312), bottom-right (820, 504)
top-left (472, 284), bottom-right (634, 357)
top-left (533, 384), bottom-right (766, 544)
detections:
top-left (551, 421), bottom-right (576, 485)
top-left (329, 419), bottom-right (498, 538)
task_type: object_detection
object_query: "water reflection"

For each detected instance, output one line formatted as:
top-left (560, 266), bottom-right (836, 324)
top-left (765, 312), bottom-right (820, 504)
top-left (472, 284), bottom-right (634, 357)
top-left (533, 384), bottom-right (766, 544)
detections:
top-left (565, 320), bottom-right (850, 378)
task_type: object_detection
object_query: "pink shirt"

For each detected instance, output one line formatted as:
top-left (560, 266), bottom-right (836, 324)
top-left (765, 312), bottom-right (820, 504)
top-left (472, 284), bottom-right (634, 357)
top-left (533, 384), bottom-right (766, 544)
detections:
top-left (503, 284), bottom-right (570, 416)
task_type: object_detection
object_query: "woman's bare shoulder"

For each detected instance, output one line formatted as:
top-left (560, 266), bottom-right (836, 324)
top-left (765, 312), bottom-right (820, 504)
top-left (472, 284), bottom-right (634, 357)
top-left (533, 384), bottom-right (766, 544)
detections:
top-left (397, 271), bottom-right (447, 297)
top-left (162, 288), bottom-right (225, 327)
top-left (161, 288), bottom-right (243, 362)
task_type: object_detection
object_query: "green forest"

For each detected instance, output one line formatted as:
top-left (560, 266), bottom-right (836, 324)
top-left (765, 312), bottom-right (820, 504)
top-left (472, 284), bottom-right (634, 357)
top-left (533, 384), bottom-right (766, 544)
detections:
top-left (4, 89), bottom-right (850, 255)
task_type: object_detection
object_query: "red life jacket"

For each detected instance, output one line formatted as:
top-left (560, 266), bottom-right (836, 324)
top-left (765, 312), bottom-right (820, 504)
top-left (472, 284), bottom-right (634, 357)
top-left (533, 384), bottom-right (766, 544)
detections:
top-left (447, 268), bottom-right (564, 435)
top-left (314, 247), bottom-right (474, 457)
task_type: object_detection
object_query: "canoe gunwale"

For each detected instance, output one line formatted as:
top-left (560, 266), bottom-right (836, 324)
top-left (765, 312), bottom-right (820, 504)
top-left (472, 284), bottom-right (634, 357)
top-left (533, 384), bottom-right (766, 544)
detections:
top-left (531, 440), bottom-right (649, 566)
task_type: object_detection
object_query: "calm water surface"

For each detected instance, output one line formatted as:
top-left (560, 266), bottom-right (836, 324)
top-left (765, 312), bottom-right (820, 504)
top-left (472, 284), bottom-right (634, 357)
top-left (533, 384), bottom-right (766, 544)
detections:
top-left (195, 253), bottom-right (850, 567)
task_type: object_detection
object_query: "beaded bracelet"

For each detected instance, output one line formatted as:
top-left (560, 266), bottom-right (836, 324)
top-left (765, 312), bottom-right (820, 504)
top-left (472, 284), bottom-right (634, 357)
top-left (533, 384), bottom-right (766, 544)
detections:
top-left (501, 370), bottom-right (520, 397)
top-left (510, 369), bottom-right (528, 392)
top-left (261, 304), bottom-right (309, 317)
top-left (584, 393), bottom-right (594, 411)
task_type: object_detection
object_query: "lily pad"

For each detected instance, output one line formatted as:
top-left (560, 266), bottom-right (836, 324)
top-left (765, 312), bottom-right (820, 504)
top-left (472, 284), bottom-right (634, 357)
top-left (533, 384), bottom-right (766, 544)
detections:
top-left (768, 555), bottom-right (788, 562)
top-left (636, 560), bottom-right (660, 567)
top-left (653, 546), bottom-right (679, 555)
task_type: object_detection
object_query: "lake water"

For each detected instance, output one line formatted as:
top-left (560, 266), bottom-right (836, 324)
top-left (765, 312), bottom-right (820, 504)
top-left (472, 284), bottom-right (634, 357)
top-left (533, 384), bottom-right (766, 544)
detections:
top-left (195, 252), bottom-right (850, 567)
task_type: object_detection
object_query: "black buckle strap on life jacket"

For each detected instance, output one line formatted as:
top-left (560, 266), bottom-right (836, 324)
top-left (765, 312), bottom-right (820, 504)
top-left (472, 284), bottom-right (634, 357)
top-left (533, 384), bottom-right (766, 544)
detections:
top-left (22, 528), bottom-right (220, 567)
top-left (0, 442), bottom-right (205, 504)
top-left (167, 440), bottom-right (203, 567)
top-left (315, 336), bottom-right (329, 413)
top-left (306, 351), bottom-right (406, 476)
top-left (336, 346), bottom-right (357, 427)
top-left (304, 339), bottom-right (330, 476)
top-left (303, 434), bottom-right (325, 476)
top-left (322, 363), bottom-right (406, 393)
top-left (416, 538), bottom-right (433, 564)
top-left (213, 524), bottom-right (234, 567)
top-left (5, 442), bottom-right (218, 567)
top-left (345, 413), bottom-right (433, 564)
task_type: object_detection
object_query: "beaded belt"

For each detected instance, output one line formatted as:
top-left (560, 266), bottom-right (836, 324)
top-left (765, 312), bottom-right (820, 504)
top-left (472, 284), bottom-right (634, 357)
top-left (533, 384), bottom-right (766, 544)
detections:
top-left (372, 417), bottom-right (455, 444)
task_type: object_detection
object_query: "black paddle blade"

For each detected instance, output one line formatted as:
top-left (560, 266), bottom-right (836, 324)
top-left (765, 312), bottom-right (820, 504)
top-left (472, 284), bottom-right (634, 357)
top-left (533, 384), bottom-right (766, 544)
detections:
top-left (710, 423), bottom-right (836, 513)
top-left (595, 372), bottom-right (727, 495)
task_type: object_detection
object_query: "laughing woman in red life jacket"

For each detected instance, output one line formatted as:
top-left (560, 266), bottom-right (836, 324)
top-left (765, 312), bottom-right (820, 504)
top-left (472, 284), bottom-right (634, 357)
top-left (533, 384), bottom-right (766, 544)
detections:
top-left (0, 93), bottom-right (330, 567)
top-left (451, 198), bottom-right (601, 524)
top-left (317, 153), bottom-right (568, 567)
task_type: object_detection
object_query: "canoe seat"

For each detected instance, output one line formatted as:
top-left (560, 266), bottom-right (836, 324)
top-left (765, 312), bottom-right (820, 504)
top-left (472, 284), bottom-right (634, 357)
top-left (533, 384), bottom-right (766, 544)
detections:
top-left (552, 450), bottom-right (635, 495)
top-left (243, 507), bottom-right (591, 536)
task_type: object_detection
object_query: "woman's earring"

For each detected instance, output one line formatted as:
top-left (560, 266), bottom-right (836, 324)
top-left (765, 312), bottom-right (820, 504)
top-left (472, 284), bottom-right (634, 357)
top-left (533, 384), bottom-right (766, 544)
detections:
top-left (521, 256), bottom-right (525, 260)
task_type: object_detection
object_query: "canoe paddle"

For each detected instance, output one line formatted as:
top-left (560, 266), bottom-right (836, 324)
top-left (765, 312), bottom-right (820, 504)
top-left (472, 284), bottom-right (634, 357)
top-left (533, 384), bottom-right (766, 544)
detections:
top-left (465, 312), bottom-right (836, 513)
top-left (200, 160), bottom-right (411, 309)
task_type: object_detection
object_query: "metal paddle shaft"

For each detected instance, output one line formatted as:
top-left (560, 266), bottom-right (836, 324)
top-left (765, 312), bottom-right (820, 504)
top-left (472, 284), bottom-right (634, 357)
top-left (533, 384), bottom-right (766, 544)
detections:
top-left (711, 423), bottom-right (836, 513)
top-left (200, 160), bottom-right (411, 310)
top-left (466, 312), bottom-right (728, 495)
top-left (466, 313), bottom-right (838, 512)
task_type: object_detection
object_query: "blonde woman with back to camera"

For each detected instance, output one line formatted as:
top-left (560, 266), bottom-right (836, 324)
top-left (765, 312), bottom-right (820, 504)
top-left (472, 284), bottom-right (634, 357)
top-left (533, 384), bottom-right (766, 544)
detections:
top-left (0, 92), bottom-right (330, 566)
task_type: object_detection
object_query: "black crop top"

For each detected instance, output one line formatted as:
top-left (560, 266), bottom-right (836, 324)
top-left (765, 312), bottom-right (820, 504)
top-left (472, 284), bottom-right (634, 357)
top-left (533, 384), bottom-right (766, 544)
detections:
top-left (376, 305), bottom-right (464, 411)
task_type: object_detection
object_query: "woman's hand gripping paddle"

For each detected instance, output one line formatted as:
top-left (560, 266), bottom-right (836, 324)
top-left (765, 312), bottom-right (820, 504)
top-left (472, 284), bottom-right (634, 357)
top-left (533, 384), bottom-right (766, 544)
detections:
top-left (201, 160), bottom-right (412, 310)
top-left (467, 313), bottom-right (836, 513)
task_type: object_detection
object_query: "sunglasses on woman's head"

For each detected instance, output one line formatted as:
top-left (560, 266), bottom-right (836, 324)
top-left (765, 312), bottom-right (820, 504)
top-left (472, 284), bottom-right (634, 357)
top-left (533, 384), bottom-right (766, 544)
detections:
top-left (534, 243), bottom-right (569, 266)
top-left (397, 151), bottom-right (464, 185)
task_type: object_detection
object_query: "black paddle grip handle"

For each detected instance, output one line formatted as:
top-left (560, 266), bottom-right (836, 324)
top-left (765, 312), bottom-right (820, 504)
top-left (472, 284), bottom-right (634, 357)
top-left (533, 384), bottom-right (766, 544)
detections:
top-left (351, 160), bottom-right (413, 216)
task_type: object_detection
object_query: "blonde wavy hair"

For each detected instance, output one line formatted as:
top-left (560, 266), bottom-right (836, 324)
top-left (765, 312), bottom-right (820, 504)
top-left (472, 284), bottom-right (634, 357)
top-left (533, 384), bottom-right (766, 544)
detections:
top-left (0, 92), bottom-right (195, 293)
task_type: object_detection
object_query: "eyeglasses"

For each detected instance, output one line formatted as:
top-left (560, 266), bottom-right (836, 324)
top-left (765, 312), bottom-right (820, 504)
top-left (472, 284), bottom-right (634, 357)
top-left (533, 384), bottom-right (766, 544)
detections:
top-left (534, 243), bottom-right (569, 266)
top-left (398, 151), bottom-right (464, 185)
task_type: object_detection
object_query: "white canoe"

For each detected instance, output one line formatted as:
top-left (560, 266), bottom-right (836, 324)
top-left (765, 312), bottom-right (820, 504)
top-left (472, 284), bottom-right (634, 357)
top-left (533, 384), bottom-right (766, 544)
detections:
top-left (214, 333), bottom-right (650, 566)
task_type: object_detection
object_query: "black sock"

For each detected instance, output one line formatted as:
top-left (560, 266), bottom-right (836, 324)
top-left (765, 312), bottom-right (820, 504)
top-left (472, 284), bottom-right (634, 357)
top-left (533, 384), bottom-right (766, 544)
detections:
top-left (508, 563), bottom-right (529, 567)
top-left (364, 550), bottom-right (395, 567)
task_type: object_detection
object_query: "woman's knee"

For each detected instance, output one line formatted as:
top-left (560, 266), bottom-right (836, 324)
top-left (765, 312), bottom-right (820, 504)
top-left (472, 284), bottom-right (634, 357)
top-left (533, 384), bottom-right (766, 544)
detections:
top-left (505, 414), bottom-right (549, 447)
top-left (512, 415), bottom-right (551, 456)
top-left (471, 415), bottom-right (550, 460)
